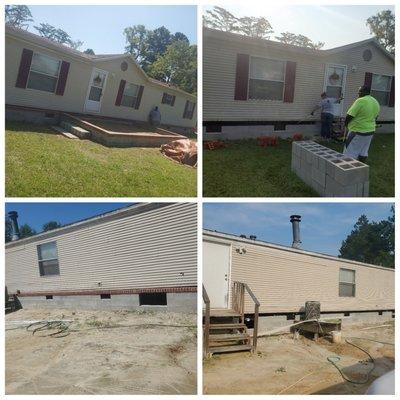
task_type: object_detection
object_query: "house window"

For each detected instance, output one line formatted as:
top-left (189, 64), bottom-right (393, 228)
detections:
top-left (162, 92), bottom-right (175, 106)
top-left (121, 82), bottom-right (140, 108)
top-left (339, 268), bottom-right (355, 297)
top-left (249, 57), bottom-right (285, 101)
top-left (183, 101), bottom-right (196, 119)
top-left (37, 241), bottom-right (60, 276)
top-left (371, 74), bottom-right (392, 106)
top-left (27, 52), bottom-right (61, 93)
top-left (139, 293), bottom-right (167, 306)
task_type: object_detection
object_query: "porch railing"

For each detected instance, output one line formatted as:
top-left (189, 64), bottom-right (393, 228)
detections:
top-left (202, 284), bottom-right (210, 356)
top-left (232, 281), bottom-right (260, 352)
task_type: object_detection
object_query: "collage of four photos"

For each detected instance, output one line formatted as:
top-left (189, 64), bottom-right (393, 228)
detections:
top-left (3, 2), bottom-right (396, 396)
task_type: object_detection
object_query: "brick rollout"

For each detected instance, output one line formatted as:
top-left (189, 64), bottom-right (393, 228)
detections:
top-left (291, 140), bottom-right (369, 197)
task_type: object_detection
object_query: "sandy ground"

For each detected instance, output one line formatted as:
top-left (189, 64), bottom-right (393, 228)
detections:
top-left (6, 308), bottom-right (197, 395)
top-left (203, 321), bottom-right (394, 394)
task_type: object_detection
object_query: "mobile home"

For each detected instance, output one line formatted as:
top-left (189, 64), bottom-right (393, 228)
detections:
top-left (5, 203), bottom-right (197, 312)
top-left (203, 227), bottom-right (394, 324)
top-left (5, 25), bottom-right (196, 131)
top-left (203, 28), bottom-right (394, 139)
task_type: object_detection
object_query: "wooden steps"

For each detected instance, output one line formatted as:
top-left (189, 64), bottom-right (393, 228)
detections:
top-left (209, 344), bottom-right (253, 354)
top-left (208, 323), bottom-right (247, 330)
top-left (51, 125), bottom-right (78, 139)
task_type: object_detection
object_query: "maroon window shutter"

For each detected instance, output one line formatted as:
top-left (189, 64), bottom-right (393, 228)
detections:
top-left (15, 48), bottom-right (33, 88)
top-left (161, 93), bottom-right (166, 104)
top-left (171, 95), bottom-right (176, 106)
top-left (115, 80), bottom-right (126, 106)
top-left (55, 61), bottom-right (70, 96)
top-left (234, 54), bottom-right (250, 100)
top-left (190, 103), bottom-right (196, 119)
top-left (283, 61), bottom-right (296, 103)
top-left (388, 76), bottom-right (395, 107)
top-left (183, 100), bottom-right (189, 118)
top-left (364, 72), bottom-right (373, 88)
top-left (134, 85), bottom-right (144, 109)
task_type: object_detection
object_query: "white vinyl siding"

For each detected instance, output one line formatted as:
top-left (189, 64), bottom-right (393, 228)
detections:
top-left (339, 268), bottom-right (355, 297)
top-left (121, 82), bottom-right (139, 108)
top-left (27, 52), bottom-right (61, 93)
top-left (37, 241), bottom-right (60, 276)
top-left (249, 57), bottom-right (285, 101)
top-left (6, 204), bottom-right (197, 293)
top-left (371, 74), bottom-right (391, 106)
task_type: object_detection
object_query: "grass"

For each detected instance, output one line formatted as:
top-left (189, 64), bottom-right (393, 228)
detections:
top-left (203, 134), bottom-right (394, 197)
top-left (6, 122), bottom-right (196, 197)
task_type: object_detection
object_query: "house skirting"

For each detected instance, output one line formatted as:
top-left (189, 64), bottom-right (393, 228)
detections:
top-left (13, 286), bottom-right (197, 313)
top-left (203, 121), bottom-right (395, 140)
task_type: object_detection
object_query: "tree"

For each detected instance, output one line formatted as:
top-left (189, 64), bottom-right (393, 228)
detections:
top-left (19, 224), bottom-right (37, 239)
top-left (5, 5), bottom-right (33, 29)
top-left (339, 208), bottom-right (394, 268)
top-left (124, 24), bottom-right (149, 64)
top-left (148, 41), bottom-right (197, 94)
top-left (34, 23), bottom-right (83, 50)
top-left (276, 32), bottom-right (324, 49)
top-left (237, 16), bottom-right (273, 39)
top-left (366, 10), bottom-right (395, 54)
top-left (5, 219), bottom-right (12, 243)
top-left (203, 6), bottom-right (240, 32)
top-left (84, 48), bottom-right (95, 55)
top-left (42, 221), bottom-right (62, 232)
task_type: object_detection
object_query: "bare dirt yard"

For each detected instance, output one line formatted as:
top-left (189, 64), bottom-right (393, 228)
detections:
top-left (6, 308), bottom-right (197, 395)
top-left (204, 320), bottom-right (394, 394)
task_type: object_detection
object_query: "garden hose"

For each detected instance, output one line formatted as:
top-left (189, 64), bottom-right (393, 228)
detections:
top-left (26, 321), bottom-right (71, 338)
top-left (326, 336), bottom-right (394, 385)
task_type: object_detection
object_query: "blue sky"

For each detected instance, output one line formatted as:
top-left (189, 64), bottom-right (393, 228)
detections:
top-left (5, 203), bottom-right (131, 232)
top-left (26, 5), bottom-right (197, 54)
top-left (204, 5), bottom-right (395, 48)
top-left (203, 203), bottom-right (394, 257)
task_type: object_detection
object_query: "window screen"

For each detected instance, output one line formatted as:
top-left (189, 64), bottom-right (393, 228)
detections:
top-left (371, 74), bottom-right (391, 106)
top-left (121, 82), bottom-right (139, 108)
top-left (339, 268), bottom-right (355, 297)
top-left (139, 293), bottom-right (167, 306)
top-left (249, 57), bottom-right (285, 101)
top-left (27, 53), bottom-right (61, 93)
top-left (37, 241), bottom-right (60, 276)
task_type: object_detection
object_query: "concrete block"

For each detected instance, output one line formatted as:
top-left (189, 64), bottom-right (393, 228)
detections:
top-left (363, 181), bottom-right (370, 197)
top-left (311, 168), bottom-right (325, 187)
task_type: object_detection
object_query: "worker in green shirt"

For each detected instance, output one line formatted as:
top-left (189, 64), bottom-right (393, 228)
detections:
top-left (343, 85), bottom-right (380, 163)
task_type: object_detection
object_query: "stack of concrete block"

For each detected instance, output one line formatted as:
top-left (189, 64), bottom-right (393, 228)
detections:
top-left (292, 141), bottom-right (369, 197)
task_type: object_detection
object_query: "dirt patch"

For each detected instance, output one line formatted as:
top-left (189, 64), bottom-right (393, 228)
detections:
top-left (203, 321), bottom-right (394, 394)
top-left (6, 308), bottom-right (197, 395)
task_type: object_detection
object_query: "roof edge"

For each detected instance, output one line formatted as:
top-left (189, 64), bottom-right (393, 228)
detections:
top-left (203, 229), bottom-right (395, 272)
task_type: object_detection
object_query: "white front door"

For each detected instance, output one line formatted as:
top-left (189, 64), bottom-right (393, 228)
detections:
top-left (84, 68), bottom-right (108, 113)
top-left (203, 240), bottom-right (231, 308)
top-left (324, 64), bottom-right (347, 117)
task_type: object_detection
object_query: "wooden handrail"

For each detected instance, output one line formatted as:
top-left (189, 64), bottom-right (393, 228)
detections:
top-left (232, 281), bottom-right (260, 352)
top-left (202, 285), bottom-right (210, 357)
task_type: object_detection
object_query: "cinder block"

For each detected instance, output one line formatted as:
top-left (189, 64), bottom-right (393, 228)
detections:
top-left (311, 168), bottom-right (325, 187)
top-left (335, 163), bottom-right (369, 186)
top-left (363, 181), bottom-right (369, 197)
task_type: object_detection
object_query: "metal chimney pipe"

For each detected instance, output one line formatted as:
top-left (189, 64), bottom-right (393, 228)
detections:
top-left (290, 215), bottom-right (301, 249)
top-left (8, 211), bottom-right (20, 241)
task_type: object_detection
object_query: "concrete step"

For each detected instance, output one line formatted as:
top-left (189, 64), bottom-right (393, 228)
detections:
top-left (51, 125), bottom-right (78, 139)
top-left (209, 344), bottom-right (252, 354)
top-left (60, 121), bottom-right (90, 139)
top-left (209, 333), bottom-right (250, 341)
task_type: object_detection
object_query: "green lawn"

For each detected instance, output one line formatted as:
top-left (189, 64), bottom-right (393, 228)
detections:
top-left (6, 122), bottom-right (196, 197)
top-left (203, 134), bottom-right (394, 197)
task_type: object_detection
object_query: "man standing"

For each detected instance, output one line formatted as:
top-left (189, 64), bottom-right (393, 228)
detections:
top-left (310, 92), bottom-right (342, 139)
top-left (343, 85), bottom-right (380, 163)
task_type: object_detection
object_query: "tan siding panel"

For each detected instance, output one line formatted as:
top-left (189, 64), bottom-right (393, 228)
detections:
top-left (6, 204), bottom-right (197, 293)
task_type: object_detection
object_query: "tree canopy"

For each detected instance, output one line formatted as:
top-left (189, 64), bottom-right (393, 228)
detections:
top-left (203, 6), bottom-right (323, 48)
top-left (42, 221), bottom-right (62, 232)
top-left (34, 22), bottom-right (83, 50)
top-left (5, 5), bottom-right (33, 29)
top-left (339, 207), bottom-right (394, 268)
top-left (124, 24), bottom-right (196, 93)
top-left (366, 9), bottom-right (395, 54)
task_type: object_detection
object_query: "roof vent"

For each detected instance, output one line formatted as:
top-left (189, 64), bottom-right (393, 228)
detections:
top-left (290, 215), bottom-right (302, 249)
